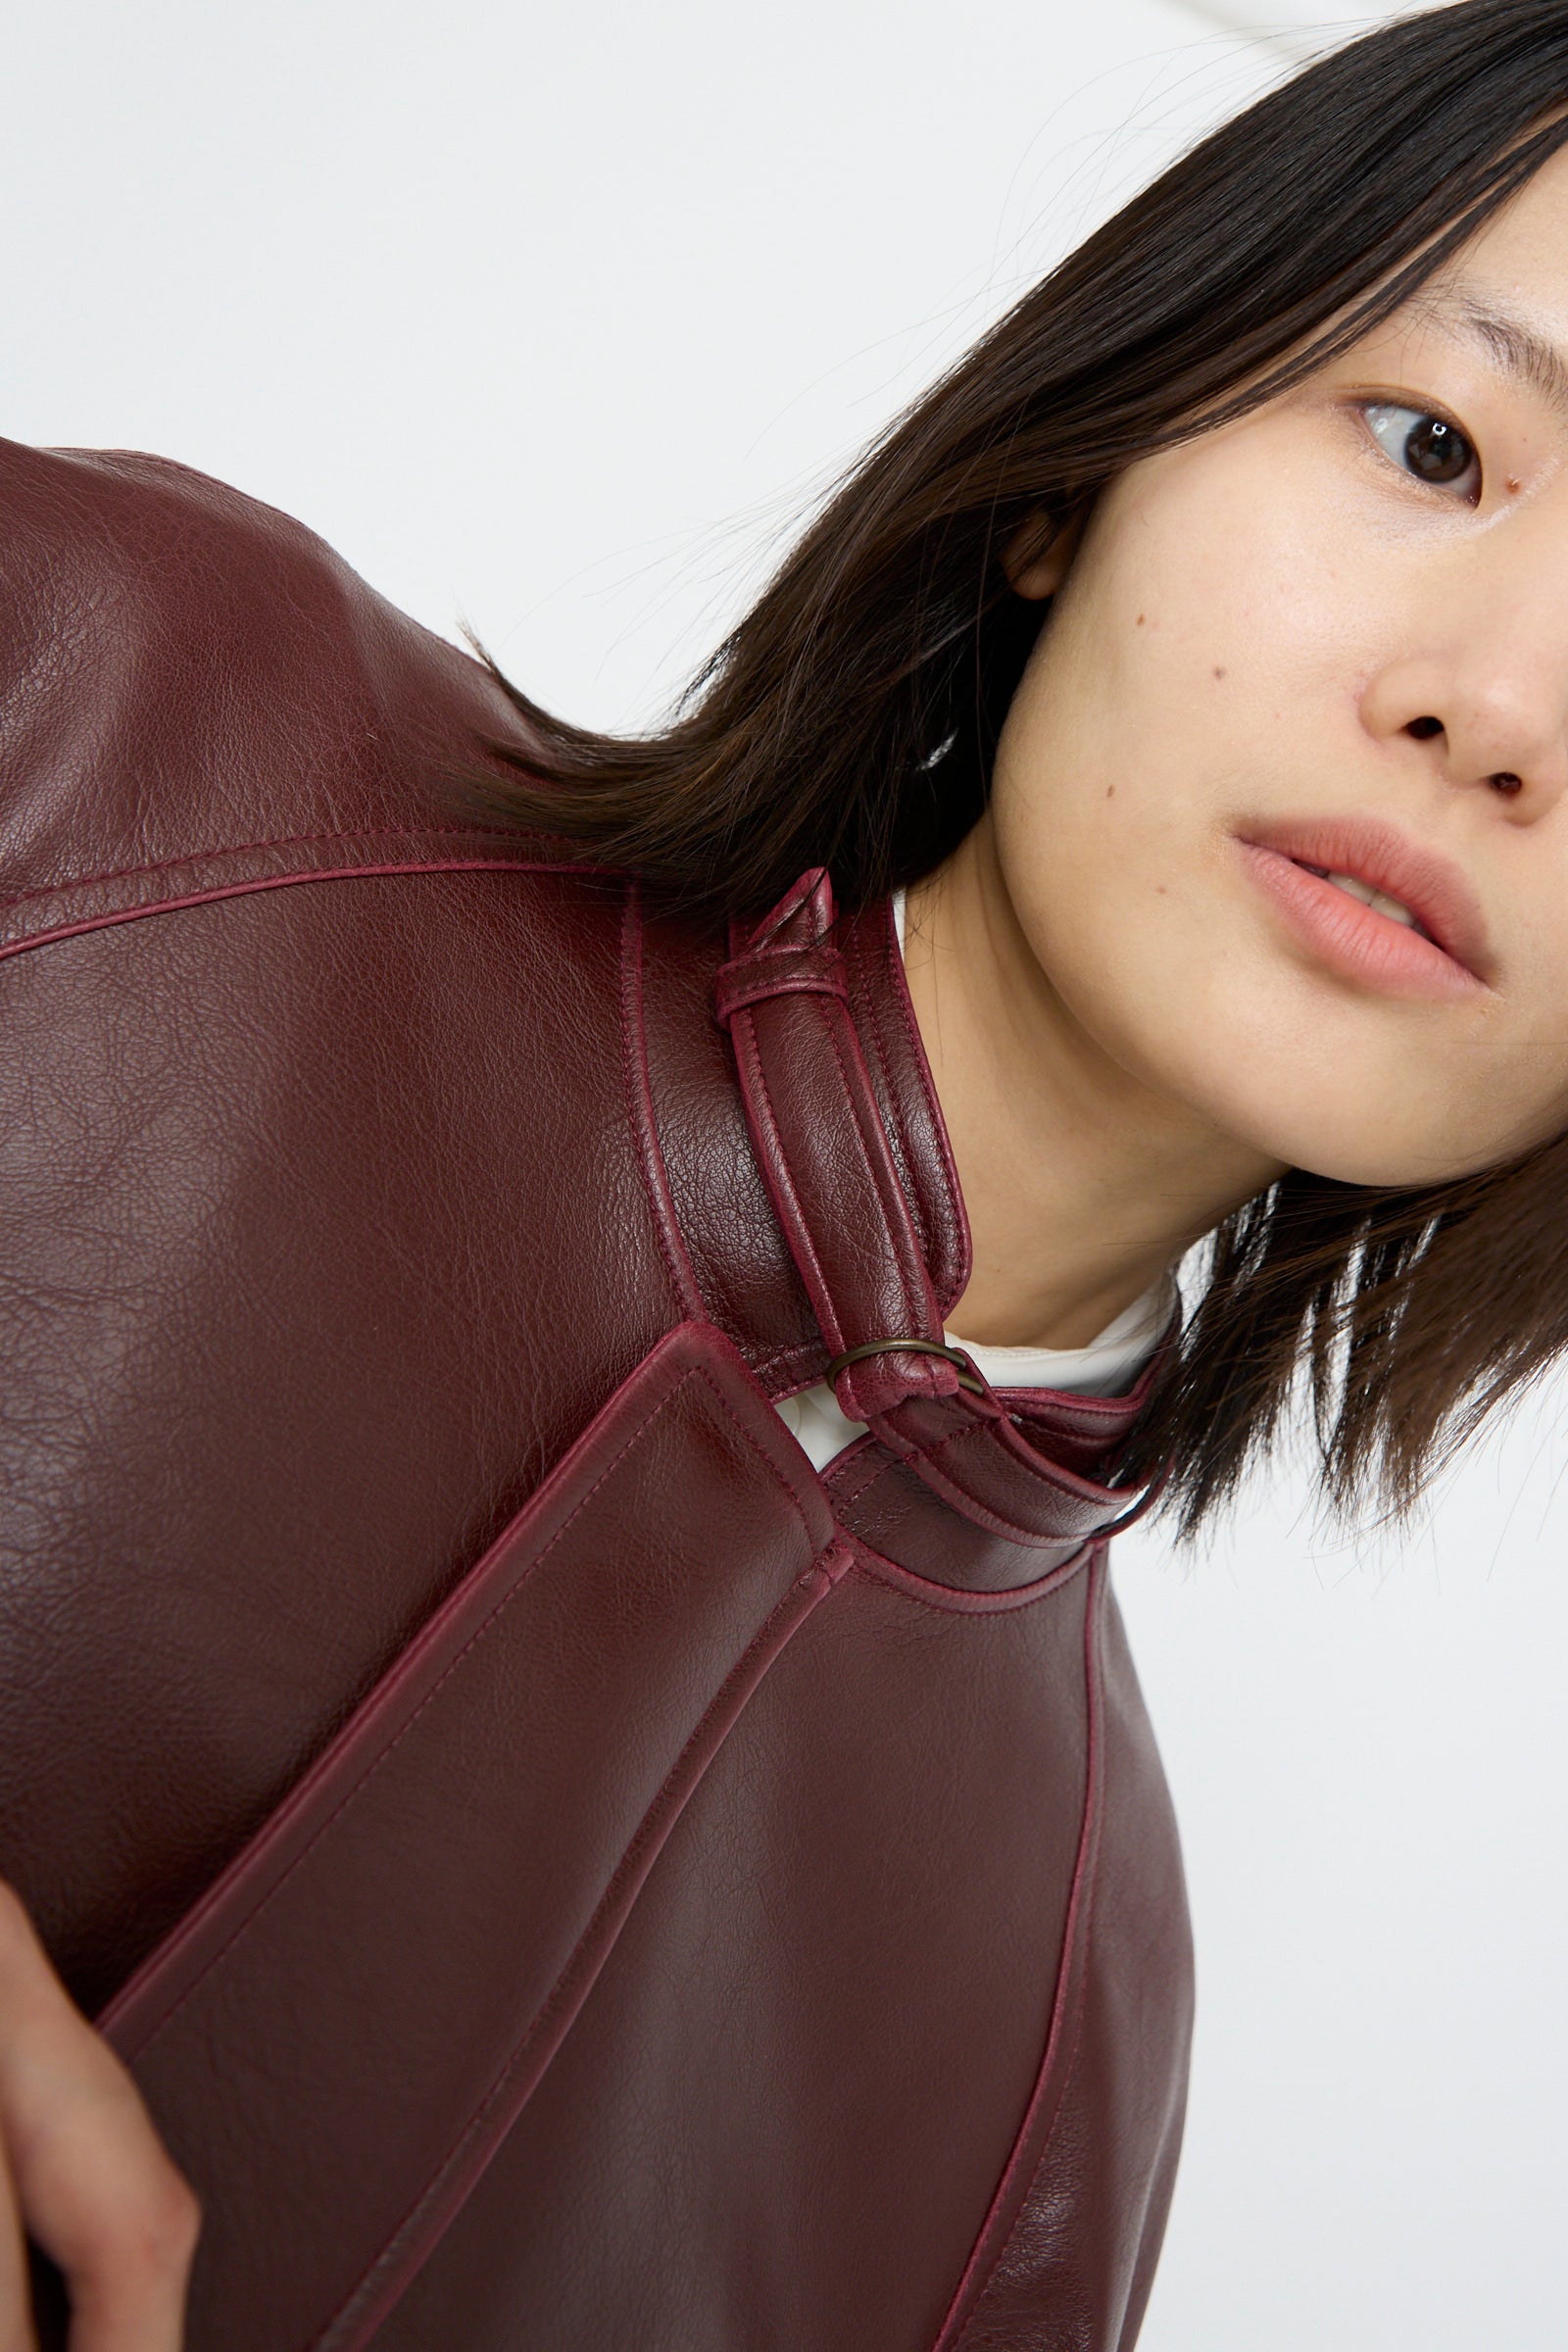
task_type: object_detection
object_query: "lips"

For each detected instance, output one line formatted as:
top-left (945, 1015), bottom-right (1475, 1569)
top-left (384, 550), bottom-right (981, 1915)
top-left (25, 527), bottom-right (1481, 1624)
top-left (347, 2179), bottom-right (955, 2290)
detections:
top-left (1234, 816), bottom-right (1494, 999)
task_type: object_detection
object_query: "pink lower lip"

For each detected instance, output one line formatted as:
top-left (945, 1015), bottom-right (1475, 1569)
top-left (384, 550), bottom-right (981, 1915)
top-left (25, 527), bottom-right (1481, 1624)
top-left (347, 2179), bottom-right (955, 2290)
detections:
top-left (1236, 842), bottom-right (1484, 1003)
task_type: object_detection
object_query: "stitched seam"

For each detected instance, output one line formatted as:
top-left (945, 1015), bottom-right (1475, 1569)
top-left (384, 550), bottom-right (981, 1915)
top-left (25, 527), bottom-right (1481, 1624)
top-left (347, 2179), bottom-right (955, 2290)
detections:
top-left (724, 939), bottom-right (834, 970)
top-left (851, 921), bottom-right (937, 1278)
top-left (879, 898), bottom-right (968, 1314)
top-left (0, 824), bottom-right (539, 912)
top-left (130, 1353), bottom-right (813, 2054)
top-left (0, 860), bottom-right (565, 965)
top-left (891, 1448), bottom-right (1073, 1544)
top-left (745, 1015), bottom-right (848, 1354)
top-left (681, 1357), bottom-right (828, 1531)
top-left (717, 971), bottom-right (847, 1017)
top-left (317, 1544), bottom-right (850, 2347)
top-left (824, 1446), bottom-right (895, 1511)
top-left (619, 887), bottom-right (705, 1322)
top-left (838, 1539), bottom-right (1090, 1618)
top-left (748, 1339), bottom-right (824, 1384)
top-left (939, 1557), bottom-right (1107, 2351)
top-left (815, 992), bottom-right (931, 1352)
top-left (829, 1446), bottom-right (1095, 1566)
top-left (953, 1893), bottom-right (1101, 2352)
top-left (891, 1420), bottom-right (1108, 1535)
top-left (129, 1375), bottom-right (692, 2049)
top-left (736, 972), bottom-right (916, 1363)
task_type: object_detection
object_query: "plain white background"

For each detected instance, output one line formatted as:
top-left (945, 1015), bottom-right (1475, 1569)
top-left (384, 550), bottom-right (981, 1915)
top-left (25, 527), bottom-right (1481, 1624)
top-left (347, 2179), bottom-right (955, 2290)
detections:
top-left (6, 3), bottom-right (1565, 2344)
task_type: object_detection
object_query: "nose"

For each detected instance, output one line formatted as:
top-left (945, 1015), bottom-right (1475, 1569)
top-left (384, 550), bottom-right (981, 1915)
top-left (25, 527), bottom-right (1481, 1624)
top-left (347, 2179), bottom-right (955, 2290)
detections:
top-left (1359, 529), bottom-right (1568, 820)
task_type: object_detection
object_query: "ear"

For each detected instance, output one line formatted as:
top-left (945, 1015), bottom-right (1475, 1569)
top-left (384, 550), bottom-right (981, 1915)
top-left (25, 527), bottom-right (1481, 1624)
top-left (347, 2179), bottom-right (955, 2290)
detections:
top-left (1003, 506), bottom-right (1087, 601)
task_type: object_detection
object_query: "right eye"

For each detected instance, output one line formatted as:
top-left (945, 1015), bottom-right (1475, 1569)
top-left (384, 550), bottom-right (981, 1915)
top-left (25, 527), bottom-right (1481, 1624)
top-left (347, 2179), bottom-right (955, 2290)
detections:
top-left (1361, 402), bottom-right (1482, 500)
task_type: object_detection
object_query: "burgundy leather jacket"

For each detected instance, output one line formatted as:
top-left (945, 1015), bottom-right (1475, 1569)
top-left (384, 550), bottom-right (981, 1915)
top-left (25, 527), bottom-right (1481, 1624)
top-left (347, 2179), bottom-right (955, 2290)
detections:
top-left (0, 438), bottom-right (1192, 2352)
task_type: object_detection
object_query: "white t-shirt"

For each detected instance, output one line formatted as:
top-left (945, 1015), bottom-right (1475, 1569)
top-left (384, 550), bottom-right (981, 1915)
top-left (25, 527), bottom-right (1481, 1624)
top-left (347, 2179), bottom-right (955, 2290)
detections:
top-left (772, 893), bottom-right (1173, 1473)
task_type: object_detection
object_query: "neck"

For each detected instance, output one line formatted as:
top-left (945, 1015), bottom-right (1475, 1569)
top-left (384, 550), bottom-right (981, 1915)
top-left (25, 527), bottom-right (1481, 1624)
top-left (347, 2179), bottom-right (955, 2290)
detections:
top-left (902, 815), bottom-right (1282, 1349)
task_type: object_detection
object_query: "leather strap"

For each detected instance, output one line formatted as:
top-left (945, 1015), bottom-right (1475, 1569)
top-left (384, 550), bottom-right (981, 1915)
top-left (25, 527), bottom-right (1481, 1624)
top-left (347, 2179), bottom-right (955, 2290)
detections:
top-left (717, 869), bottom-right (1160, 1549)
top-left (716, 869), bottom-right (958, 1427)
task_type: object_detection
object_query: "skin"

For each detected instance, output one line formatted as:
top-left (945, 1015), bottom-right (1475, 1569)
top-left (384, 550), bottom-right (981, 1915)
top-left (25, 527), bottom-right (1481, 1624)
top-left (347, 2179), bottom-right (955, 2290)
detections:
top-left (0, 1883), bottom-right (197, 2351)
top-left (909, 142), bottom-right (1568, 1348)
top-left (14, 126), bottom-right (1568, 2352)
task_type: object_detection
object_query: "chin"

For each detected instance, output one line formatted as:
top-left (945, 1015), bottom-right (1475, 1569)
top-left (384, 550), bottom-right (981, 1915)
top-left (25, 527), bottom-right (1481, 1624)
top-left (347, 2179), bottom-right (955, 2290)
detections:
top-left (1169, 970), bottom-right (1496, 1191)
top-left (1190, 1066), bottom-right (1451, 1192)
top-left (1244, 1110), bottom-right (1485, 1192)
top-left (1289, 1147), bottom-right (1454, 1188)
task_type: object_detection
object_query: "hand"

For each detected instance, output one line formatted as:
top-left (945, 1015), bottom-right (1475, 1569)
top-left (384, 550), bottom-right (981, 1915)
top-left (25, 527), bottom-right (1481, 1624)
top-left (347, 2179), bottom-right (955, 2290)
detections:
top-left (0, 1880), bottom-right (199, 2351)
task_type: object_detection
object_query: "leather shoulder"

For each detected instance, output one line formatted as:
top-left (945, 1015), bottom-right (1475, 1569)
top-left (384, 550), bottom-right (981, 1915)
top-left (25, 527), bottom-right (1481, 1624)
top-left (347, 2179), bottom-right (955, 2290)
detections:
top-left (0, 444), bottom-right (690, 2005)
top-left (0, 436), bottom-right (540, 954)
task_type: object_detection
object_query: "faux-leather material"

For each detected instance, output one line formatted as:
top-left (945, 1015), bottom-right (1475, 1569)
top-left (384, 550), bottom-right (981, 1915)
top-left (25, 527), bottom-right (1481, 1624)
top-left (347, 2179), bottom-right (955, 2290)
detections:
top-left (0, 437), bottom-right (1193, 2351)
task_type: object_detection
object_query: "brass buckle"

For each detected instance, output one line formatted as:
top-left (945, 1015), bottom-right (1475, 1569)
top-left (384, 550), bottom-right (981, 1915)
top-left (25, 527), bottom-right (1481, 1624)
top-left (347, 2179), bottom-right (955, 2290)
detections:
top-left (824, 1336), bottom-right (986, 1396)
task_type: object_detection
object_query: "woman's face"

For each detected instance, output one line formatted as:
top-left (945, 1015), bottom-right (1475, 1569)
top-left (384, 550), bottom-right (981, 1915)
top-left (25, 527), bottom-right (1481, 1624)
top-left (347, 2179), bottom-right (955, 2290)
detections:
top-left (995, 138), bottom-right (1568, 1187)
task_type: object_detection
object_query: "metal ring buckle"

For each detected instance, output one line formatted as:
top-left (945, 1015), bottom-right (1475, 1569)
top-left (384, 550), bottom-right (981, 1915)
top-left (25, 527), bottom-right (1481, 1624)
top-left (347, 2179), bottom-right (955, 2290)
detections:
top-left (824, 1336), bottom-right (986, 1396)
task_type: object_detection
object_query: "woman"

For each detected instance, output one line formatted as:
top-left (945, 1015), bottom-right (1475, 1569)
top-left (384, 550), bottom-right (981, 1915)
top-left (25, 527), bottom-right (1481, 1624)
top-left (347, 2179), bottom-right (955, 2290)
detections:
top-left (4, 0), bottom-right (1568, 2344)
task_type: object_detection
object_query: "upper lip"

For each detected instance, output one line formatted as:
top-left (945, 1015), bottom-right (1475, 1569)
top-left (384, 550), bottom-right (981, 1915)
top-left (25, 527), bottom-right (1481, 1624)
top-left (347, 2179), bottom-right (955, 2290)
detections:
top-left (1236, 814), bottom-right (1494, 983)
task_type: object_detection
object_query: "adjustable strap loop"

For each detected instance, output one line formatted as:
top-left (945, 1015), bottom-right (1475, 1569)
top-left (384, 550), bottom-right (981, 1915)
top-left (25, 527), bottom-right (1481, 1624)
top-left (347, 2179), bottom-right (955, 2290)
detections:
top-left (715, 868), bottom-right (1158, 1546)
top-left (714, 940), bottom-right (849, 1027)
top-left (715, 869), bottom-right (956, 1426)
top-left (826, 1336), bottom-right (985, 1397)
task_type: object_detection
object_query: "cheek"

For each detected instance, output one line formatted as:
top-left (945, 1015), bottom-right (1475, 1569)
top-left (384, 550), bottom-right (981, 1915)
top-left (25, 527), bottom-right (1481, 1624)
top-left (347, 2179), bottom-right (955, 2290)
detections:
top-left (995, 685), bottom-right (1568, 1185)
top-left (1057, 426), bottom-right (1409, 747)
top-left (1465, 1004), bottom-right (1568, 1164)
top-left (989, 438), bottom-right (1568, 1183)
top-left (990, 513), bottom-right (1260, 978)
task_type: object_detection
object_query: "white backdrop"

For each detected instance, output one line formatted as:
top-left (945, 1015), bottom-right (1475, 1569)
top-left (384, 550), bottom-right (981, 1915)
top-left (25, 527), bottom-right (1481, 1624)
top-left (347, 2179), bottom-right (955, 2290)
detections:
top-left (6, 3), bottom-right (1564, 2345)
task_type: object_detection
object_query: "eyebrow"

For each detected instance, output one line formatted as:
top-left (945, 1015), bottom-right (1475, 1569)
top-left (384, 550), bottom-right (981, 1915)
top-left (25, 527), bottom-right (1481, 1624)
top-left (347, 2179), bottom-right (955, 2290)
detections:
top-left (1409, 288), bottom-right (1568, 423)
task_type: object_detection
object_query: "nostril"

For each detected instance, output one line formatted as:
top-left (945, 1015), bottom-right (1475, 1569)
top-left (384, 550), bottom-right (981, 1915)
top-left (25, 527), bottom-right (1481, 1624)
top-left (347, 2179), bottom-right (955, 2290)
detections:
top-left (1407, 715), bottom-right (1445, 740)
top-left (1489, 770), bottom-right (1524, 797)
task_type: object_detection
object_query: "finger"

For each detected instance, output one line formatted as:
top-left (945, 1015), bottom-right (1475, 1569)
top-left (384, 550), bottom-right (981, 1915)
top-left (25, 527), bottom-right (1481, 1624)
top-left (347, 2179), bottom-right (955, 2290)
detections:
top-left (0, 1886), bottom-right (198, 2352)
top-left (25, 2078), bottom-right (195, 2352)
top-left (0, 2130), bottom-right (39, 2352)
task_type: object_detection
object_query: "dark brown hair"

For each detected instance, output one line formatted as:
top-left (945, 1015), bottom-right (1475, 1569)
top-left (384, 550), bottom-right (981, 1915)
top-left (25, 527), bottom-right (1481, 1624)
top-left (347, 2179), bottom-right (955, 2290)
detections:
top-left (473, 0), bottom-right (1568, 1531)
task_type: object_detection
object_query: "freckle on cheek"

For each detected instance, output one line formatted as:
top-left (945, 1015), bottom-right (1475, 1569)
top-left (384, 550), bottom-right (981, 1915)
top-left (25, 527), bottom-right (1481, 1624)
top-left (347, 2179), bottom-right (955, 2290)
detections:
top-left (1106, 785), bottom-right (1115, 799)
top-left (1212, 665), bottom-right (1226, 681)
top-left (1136, 613), bottom-right (1146, 627)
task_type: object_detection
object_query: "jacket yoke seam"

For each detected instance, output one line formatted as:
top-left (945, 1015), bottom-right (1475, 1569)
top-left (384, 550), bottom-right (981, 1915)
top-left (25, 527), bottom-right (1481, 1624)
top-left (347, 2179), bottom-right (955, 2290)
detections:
top-left (936, 1557), bottom-right (1107, 2350)
top-left (126, 1354), bottom-right (821, 2060)
top-left (0, 823), bottom-right (547, 913)
top-left (317, 1536), bottom-right (855, 2349)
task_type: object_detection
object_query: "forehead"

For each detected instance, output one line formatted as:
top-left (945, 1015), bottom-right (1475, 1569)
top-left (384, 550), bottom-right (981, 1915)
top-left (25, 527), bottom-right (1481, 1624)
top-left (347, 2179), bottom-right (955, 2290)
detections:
top-left (1332, 140), bottom-right (1568, 411)
top-left (1428, 137), bottom-right (1568, 331)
